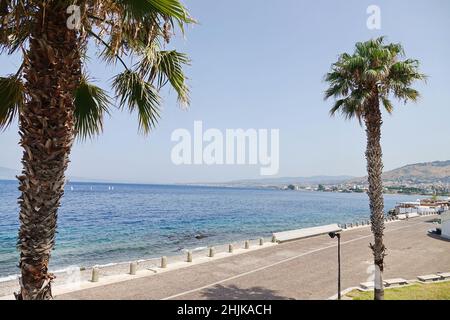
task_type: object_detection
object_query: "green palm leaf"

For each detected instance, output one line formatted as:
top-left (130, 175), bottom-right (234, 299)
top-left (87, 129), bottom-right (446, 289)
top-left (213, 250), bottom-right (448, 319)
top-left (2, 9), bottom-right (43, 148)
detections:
top-left (324, 37), bottom-right (425, 120)
top-left (148, 50), bottom-right (190, 106)
top-left (74, 76), bottom-right (111, 140)
top-left (112, 70), bottom-right (161, 134)
top-left (0, 75), bottom-right (23, 129)
top-left (116, 0), bottom-right (192, 24)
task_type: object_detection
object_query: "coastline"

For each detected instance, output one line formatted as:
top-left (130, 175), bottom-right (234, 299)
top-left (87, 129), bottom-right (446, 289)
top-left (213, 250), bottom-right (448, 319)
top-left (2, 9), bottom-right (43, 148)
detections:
top-left (1, 214), bottom-right (446, 300)
top-left (0, 178), bottom-right (442, 197)
top-left (0, 181), bottom-right (432, 283)
top-left (0, 237), bottom-right (274, 297)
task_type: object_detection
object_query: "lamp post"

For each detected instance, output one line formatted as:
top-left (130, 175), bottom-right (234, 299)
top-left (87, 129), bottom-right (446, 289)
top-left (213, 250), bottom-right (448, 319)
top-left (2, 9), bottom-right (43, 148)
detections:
top-left (329, 231), bottom-right (341, 300)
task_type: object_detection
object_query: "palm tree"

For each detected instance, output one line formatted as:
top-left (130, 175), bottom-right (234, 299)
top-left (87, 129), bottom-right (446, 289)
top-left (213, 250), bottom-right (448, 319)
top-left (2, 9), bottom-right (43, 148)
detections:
top-left (0, 0), bottom-right (193, 300)
top-left (324, 37), bottom-right (425, 300)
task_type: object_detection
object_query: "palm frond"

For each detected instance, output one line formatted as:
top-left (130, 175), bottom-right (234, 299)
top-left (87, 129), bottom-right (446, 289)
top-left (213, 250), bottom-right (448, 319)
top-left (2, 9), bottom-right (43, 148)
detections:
top-left (147, 50), bottom-right (190, 106)
top-left (116, 0), bottom-right (193, 26)
top-left (1, 0), bottom-right (194, 137)
top-left (148, 0), bottom-right (192, 24)
top-left (0, 75), bottom-right (24, 129)
top-left (88, 30), bottom-right (130, 70)
top-left (389, 60), bottom-right (427, 85)
top-left (74, 76), bottom-right (111, 140)
top-left (381, 96), bottom-right (394, 114)
top-left (112, 70), bottom-right (161, 134)
top-left (324, 78), bottom-right (351, 100)
top-left (324, 36), bottom-right (425, 121)
top-left (393, 87), bottom-right (420, 103)
top-left (0, 1), bottom-right (33, 54)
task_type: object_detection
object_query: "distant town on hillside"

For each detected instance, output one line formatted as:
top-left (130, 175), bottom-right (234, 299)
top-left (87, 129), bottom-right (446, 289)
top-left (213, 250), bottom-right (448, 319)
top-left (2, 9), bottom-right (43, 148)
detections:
top-left (217, 160), bottom-right (450, 196)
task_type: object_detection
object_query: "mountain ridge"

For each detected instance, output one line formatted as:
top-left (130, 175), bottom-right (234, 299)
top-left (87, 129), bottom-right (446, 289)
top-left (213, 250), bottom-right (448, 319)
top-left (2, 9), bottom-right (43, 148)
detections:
top-left (2, 160), bottom-right (450, 186)
top-left (350, 160), bottom-right (450, 185)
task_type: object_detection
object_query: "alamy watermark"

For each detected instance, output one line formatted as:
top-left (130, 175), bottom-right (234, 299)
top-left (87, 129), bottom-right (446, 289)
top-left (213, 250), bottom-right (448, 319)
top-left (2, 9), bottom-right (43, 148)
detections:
top-left (66, 5), bottom-right (81, 30)
top-left (171, 121), bottom-right (280, 176)
top-left (65, 4), bottom-right (382, 31)
top-left (367, 5), bottom-right (381, 30)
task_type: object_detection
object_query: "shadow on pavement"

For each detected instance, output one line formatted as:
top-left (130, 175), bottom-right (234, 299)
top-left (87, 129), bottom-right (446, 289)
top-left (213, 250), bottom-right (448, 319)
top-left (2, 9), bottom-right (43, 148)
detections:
top-left (423, 218), bottom-right (440, 223)
top-left (199, 284), bottom-right (294, 300)
top-left (426, 233), bottom-right (450, 242)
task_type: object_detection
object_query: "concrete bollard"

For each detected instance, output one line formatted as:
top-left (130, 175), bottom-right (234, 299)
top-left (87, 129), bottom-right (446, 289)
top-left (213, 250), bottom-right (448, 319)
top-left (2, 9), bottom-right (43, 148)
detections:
top-left (259, 238), bottom-right (264, 246)
top-left (244, 240), bottom-right (250, 249)
top-left (186, 250), bottom-right (192, 263)
top-left (208, 247), bottom-right (215, 258)
top-left (271, 235), bottom-right (277, 243)
top-left (91, 267), bottom-right (99, 282)
top-left (228, 244), bottom-right (234, 253)
top-left (161, 256), bottom-right (167, 268)
top-left (129, 262), bottom-right (137, 275)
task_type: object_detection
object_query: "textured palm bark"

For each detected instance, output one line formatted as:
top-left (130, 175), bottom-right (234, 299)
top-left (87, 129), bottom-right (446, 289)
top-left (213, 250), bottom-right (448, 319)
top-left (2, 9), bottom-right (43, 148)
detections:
top-left (16, 3), bottom-right (81, 300)
top-left (364, 95), bottom-right (386, 301)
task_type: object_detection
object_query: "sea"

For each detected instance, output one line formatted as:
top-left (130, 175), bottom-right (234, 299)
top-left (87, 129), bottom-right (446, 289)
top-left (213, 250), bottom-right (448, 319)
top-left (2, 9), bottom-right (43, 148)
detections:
top-left (0, 179), bottom-right (421, 280)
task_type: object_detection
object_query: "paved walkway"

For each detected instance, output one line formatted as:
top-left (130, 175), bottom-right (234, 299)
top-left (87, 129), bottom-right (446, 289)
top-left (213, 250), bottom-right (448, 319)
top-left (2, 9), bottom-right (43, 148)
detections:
top-left (57, 216), bottom-right (450, 300)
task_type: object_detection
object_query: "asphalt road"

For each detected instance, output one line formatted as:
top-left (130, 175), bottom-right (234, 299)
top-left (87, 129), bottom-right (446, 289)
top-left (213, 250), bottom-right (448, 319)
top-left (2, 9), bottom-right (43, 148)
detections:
top-left (57, 216), bottom-right (450, 300)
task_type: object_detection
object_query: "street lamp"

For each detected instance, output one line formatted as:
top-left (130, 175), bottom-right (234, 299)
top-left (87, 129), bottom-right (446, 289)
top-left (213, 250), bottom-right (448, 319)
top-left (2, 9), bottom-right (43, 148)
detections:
top-left (329, 231), bottom-right (341, 300)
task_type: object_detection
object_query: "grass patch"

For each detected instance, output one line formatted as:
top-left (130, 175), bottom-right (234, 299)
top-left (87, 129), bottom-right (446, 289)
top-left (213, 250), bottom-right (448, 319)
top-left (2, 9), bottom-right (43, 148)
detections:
top-left (346, 281), bottom-right (450, 300)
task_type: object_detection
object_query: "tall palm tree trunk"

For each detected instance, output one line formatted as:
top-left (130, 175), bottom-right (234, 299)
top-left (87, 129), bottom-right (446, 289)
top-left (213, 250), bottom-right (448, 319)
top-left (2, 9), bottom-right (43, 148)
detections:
top-left (364, 95), bottom-right (386, 300)
top-left (16, 3), bottom-right (81, 300)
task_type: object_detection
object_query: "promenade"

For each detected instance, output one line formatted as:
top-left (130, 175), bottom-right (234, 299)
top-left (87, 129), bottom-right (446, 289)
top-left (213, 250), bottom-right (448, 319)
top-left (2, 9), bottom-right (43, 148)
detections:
top-left (56, 216), bottom-right (450, 300)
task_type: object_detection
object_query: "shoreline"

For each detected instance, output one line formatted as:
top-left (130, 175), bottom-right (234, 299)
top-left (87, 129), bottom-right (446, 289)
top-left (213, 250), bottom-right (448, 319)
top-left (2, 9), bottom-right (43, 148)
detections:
top-left (0, 237), bottom-right (276, 297)
top-left (1, 214), bottom-right (445, 300)
top-left (2, 213), bottom-right (438, 296)
top-left (0, 203), bottom-right (439, 286)
top-left (1, 178), bottom-right (446, 197)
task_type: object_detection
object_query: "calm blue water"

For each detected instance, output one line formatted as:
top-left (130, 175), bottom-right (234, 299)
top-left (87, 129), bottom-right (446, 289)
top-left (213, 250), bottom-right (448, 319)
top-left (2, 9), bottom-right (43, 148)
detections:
top-left (0, 179), bottom-right (420, 278)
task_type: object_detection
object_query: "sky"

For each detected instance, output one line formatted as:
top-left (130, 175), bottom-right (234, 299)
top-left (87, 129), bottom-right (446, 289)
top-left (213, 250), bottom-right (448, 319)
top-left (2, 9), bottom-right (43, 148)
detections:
top-left (1, 0), bottom-right (450, 184)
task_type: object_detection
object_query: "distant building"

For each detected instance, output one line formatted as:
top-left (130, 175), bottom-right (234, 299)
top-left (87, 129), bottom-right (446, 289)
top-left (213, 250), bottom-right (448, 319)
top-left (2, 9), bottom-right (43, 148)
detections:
top-left (440, 211), bottom-right (450, 239)
top-left (394, 200), bottom-right (449, 216)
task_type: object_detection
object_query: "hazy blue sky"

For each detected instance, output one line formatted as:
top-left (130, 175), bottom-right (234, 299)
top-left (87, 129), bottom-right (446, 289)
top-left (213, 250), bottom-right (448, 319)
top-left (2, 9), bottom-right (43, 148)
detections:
top-left (1, 0), bottom-right (449, 183)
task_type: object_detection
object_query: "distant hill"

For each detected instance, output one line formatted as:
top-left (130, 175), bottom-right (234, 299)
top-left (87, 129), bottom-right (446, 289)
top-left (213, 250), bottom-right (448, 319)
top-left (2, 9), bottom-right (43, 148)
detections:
top-left (3, 160), bottom-right (449, 187)
top-left (207, 175), bottom-right (355, 188)
top-left (351, 160), bottom-right (450, 185)
top-left (215, 160), bottom-right (450, 188)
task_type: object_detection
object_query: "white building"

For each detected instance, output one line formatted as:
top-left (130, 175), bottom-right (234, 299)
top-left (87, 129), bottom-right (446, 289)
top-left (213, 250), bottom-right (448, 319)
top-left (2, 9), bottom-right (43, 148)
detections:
top-left (440, 211), bottom-right (450, 239)
top-left (394, 201), bottom-right (449, 215)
